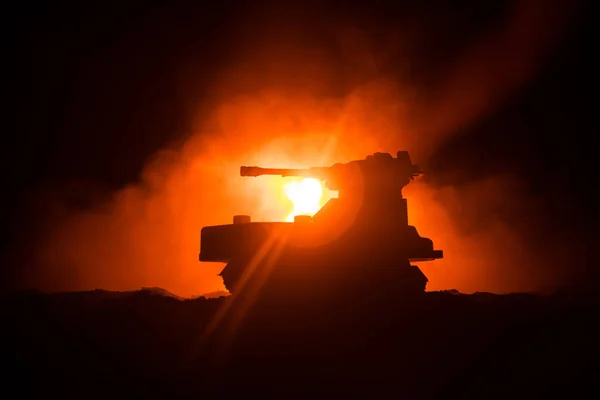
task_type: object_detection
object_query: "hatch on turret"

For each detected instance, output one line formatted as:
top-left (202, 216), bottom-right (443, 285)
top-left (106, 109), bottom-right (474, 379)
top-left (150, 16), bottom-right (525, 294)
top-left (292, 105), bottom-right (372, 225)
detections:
top-left (294, 215), bottom-right (312, 224)
top-left (233, 215), bottom-right (251, 224)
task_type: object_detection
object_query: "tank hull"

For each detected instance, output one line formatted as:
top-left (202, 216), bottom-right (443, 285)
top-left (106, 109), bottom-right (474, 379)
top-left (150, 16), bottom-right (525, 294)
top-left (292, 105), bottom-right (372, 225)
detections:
top-left (200, 222), bottom-right (442, 264)
top-left (200, 221), bottom-right (442, 299)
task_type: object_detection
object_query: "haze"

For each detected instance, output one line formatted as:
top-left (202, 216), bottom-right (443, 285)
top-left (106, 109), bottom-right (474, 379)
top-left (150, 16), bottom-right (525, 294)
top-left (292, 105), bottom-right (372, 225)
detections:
top-left (15, 0), bottom-right (578, 297)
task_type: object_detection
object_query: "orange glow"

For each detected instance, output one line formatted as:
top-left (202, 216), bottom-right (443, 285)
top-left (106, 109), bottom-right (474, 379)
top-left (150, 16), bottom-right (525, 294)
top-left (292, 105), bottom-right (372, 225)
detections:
top-left (283, 178), bottom-right (324, 221)
top-left (20, 1), bottom-right (576, 298)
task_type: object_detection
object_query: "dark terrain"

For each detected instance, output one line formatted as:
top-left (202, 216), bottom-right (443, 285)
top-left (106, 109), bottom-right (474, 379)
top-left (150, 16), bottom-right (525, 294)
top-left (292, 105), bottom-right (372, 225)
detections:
top-left (2, 1), bottom-right (598, 397)
top-left (3, 287), bottom-right (598, 397)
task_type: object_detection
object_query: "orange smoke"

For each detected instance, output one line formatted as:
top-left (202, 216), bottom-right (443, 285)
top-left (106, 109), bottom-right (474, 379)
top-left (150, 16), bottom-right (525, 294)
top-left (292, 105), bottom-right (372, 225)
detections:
top-left (20, 0), bottom-right (578, 297)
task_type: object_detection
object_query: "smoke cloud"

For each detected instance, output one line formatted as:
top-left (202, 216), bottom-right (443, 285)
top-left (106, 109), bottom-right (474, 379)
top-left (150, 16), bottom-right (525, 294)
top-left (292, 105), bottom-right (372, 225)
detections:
top-left (19, 0), bottom-right (577, 296)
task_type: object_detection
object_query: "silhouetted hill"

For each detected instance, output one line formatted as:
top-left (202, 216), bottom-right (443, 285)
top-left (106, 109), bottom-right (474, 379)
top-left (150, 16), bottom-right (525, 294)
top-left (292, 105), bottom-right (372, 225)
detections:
top-left (199, 290), bottom-right (231, 299)
top-left (2, 288), bottom-right (598, 398)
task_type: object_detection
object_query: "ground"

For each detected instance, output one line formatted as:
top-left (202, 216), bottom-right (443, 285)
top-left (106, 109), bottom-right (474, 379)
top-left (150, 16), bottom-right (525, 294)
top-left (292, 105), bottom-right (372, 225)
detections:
top-left (2, 287), bottom-right (598, 398)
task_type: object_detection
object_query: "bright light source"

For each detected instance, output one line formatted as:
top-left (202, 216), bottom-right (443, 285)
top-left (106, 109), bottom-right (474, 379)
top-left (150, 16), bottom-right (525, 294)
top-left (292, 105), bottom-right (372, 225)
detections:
top-left (283, 178), bottom-right (323, 222)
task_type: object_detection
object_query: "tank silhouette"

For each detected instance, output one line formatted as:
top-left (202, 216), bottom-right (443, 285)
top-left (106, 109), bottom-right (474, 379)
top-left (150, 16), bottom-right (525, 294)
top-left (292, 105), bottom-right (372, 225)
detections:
top-left (199, 151), bottom-right (443, 301)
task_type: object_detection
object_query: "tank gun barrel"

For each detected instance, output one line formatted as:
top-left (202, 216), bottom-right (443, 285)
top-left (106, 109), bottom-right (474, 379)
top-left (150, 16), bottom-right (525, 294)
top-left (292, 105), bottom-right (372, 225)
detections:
top-left (240, 166), bottom-right (325, 179)
top-left (240, 152), bottom-right (423, 188)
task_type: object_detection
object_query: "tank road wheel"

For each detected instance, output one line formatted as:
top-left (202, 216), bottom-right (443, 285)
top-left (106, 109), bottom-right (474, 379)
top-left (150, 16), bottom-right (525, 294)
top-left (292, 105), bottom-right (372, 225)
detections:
top-left (368, 263), bottom-right (428, 298)
top-left (219, 260), bottom-right (249, 294)
top-left (397, 264), bottom-right (428, 295)
top-left (219, 257), bottom-right (282, 299)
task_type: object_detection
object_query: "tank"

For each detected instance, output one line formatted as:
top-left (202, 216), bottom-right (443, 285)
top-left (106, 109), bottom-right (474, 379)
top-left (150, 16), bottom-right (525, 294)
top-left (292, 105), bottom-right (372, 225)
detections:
top-left (199, 151), bottom-right (443, 303)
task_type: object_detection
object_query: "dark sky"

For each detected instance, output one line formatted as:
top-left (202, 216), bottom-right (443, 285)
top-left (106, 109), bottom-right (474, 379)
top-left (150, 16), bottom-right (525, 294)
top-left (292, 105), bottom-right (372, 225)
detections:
top-left (2, 0), bottom-right (597, 293)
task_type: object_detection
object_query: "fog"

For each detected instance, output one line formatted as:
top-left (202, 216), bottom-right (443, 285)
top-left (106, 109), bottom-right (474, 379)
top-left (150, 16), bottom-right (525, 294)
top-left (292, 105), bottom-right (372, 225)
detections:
top-left (21, 0), bottom-right (577, 297)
